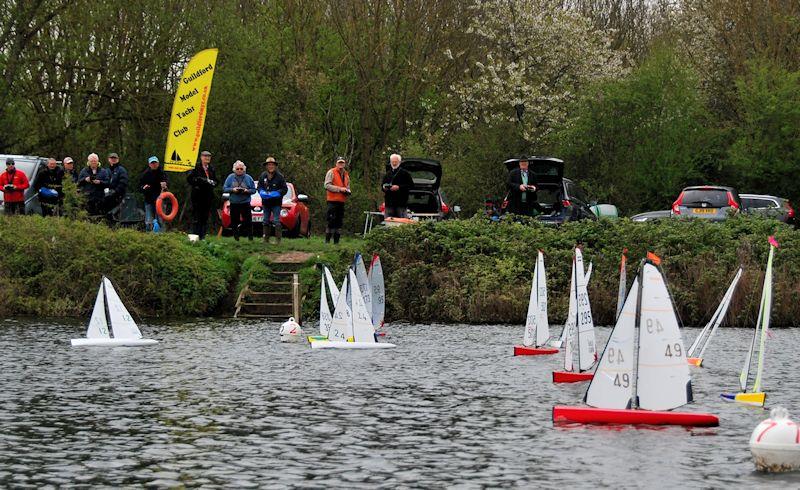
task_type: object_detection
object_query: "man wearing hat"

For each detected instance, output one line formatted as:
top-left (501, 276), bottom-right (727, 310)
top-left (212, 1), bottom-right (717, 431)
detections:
top-left (62, 157), bottom-right (79, 183)
top-left (257, 156), bottom-right (288, 244)
top-left (187, 150), bottom-right (217, 239)
top-left (324, 156), bottom-right (351, 244)
top-left (506, 156), bottom-right (538, 216)
top-left (32, 157), bottom-right (64, 217)
top-left (139, 156), bottom-right (169, 231)
top-left (104, 152), bottom-right (129, 222)
top-left (0, 158), bottom-right (30, 215)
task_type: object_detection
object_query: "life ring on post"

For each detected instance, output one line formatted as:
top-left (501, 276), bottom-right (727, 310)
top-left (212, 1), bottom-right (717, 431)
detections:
top-left (156, 192), bottom-right (179, 222)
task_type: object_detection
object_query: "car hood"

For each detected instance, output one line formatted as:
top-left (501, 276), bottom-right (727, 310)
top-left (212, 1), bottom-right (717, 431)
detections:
top-left (503, 156), bottom-right (564, 186)
top-left (391, 158), bottom-right (442, 190)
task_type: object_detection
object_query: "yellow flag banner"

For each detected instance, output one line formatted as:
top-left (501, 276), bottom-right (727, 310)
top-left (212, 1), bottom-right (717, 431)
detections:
top-left (164, 48), bottom-right (218, 172)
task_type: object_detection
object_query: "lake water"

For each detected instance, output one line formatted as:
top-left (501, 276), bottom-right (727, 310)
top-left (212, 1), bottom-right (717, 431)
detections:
top-left (1, 319), bottom-right (799, 488)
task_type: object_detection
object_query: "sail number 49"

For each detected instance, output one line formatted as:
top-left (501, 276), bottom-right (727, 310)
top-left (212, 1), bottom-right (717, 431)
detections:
top-left (614, 373), bottom-right (630, 388)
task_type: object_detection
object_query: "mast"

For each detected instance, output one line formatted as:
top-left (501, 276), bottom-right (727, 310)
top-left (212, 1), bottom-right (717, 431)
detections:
top-left (631, 260), bottom-right (645, 410)
top-left (101, 276), bottom-right (111, 335)
top-left (574, 252), bottom-right (582, 372)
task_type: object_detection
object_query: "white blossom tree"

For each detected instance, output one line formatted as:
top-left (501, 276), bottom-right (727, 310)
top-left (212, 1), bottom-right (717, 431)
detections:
top-left (446, 0), bottom-right (628, 145)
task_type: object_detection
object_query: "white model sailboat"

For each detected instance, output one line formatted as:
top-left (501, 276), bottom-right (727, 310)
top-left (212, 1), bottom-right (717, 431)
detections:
top-left (553, 254), bottom-right (718, 427)
top-left (368, 254), bottom-right (385, 330)
top-left (550, 257), bottom-right (593, 349)
top-left (353, 252), bottom-right (373, 319)
top-left (71, 276), bottom-right (158, 347)
top-left (686, 266), bottom-right (743, 367)
top-left (553, 249), bottom-right (597, 382)
top-left (309, 264), bottom-right (340, 342)
top-left (312, 268), bottom-right (396, 350)
top-left (514, 251), bottom-right (556, 356)
top-left (722, 237), bottom-right (778, 407)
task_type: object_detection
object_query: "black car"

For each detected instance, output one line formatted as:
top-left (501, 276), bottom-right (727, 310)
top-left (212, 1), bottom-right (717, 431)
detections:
top-left (497, 157), bottom-right (612, 224)
top-left (378, 158), bottom-right (457, 220)
top-left (0, 154), bottom-right (47, 215)
top-left (671, 185), bottom-right (741, 221)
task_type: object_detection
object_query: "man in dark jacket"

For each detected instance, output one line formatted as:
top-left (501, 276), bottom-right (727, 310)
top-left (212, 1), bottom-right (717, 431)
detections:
top-left (257, 156), bottom-right (288, 244)
top-left (32, 157), bottom-right (64, 216)
top-left (506, 157), bottom-right (538, 216)
top-left (77, 153), bottom-right (110, 216)
top-left (62, 157), bottom-right (79, 183)
top-left (187, 150), bottom-right (217, 240)
top-left (139, 156), bottom-right (169, 231)
top-left (381, 153), bottom-right (414, 218)
top-left (105, 152), bottom-right (128, 223)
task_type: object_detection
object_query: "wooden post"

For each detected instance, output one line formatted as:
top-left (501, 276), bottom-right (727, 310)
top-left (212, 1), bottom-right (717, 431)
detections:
top-left (292, 272), bottom-right (301, 324)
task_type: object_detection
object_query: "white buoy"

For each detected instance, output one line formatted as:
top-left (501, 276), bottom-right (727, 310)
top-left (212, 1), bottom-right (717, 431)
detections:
top-left (750, 407), bottom-right (800, 472)
top-left (279, 317), bottom-right (304, 343)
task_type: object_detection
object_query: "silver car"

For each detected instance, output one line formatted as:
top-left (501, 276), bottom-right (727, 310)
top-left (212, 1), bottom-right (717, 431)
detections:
top-left (671, 186), bottom-right (742, 221)
top-left (741, 193), bottom-right (795, 224)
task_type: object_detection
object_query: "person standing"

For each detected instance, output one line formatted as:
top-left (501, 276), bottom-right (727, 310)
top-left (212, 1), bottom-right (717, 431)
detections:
top-left (187, 150), bottom-right (217, 240)
top-left (77, 153), bottom-right (110, 217)
top-left (139, 156), bottom-right (169, 231)
top-left (0, 158), bottom-right (30, 215)
top-left (105, 152), bottom-right (128, 222)
top-left (257, 156), bottom-right (288, 244)
top-left (381, 153), bottom-right (414, 218)
top-left (62, 157), bottom-right (79, 183)
top-left (506, 157), bottom-right (538, 216)
top-left (324, 156), bottom-right (351, 244)
top-left (223, 160), bottom-right (256, 241)
top-left (33, 157), bottom-right (64, 216)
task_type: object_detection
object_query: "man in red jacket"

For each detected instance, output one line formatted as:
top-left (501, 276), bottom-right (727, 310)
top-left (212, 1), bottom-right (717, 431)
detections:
top-left (0, 158), bottom-right (30, 215)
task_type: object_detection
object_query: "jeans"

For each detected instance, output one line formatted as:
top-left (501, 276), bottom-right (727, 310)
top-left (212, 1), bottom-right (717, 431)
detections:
top-left (384, 206), bottom-right (407, 218)
top-left (265, 205), bottom-right (281, 226)
top-left (144, 202), bottom-right (161, 230)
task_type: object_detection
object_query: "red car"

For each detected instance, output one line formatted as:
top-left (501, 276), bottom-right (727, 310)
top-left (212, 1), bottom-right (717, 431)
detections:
top-left (221, 182), bottom-right (311, 237)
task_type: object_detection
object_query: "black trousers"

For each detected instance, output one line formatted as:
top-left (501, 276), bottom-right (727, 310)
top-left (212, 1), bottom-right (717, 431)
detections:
top-left (4, 201), bottom-right (24, 215)
top-left (326, 201), bottom-right (345, 231)
top-left (192, 197), bottom-right (213, 239)
top-left (230, 202), bottom-right (252, 238)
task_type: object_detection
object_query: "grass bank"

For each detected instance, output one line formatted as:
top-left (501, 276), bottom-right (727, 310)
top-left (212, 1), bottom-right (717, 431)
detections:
top-left (364, 217), bottom-right (800, 327)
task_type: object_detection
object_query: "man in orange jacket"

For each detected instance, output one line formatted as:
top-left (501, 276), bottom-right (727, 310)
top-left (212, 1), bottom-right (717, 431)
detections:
top-left (324, 156), bottom-right (351, 244)
top-left (0, 158), bottom-right (30, 215)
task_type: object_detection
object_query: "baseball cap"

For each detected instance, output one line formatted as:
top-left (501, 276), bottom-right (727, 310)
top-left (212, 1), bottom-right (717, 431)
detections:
top-left (201, 150), bottom-right (212, 156)
top-left (265, 156), bottom-right (277, 165)
top-left (5, 158), bottom-right (14, 165)
top-left (63, 157), bottom-right (74, 164)
top-left (148, 156), bottom-right (159, 164)
top-left (335, 156), bottom-right (346, 163)
top-left (108, 152), bottom-right (119, 158)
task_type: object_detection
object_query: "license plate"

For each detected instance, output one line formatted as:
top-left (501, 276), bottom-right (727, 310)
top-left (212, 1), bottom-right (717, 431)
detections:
top-left (252, 215), bottom-right (263, 223)
top-left (692, 208), bottom-right (716, 214)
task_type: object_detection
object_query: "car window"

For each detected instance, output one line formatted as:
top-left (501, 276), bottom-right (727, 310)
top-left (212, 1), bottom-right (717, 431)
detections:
top-left (682, 189), bottom-right (728, 207)
top-left (566, 181), bottom-right (589, 204)
top-left (408, 170), bottom-right (437, 184)
top-left (10, 159), bottom-right (39, 178)
top-left (283, 184), bottom-right (294, 203)
top-left (742, 198), bottom-right (776, 209)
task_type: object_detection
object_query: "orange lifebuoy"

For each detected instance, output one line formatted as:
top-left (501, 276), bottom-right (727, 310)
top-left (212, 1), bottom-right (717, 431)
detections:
top-left (156, 192), bottom-right (179, 222)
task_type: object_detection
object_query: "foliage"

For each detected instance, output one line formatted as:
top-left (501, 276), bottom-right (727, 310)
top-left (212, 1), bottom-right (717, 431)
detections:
top-left (365, 216), bottom-right (800, 327)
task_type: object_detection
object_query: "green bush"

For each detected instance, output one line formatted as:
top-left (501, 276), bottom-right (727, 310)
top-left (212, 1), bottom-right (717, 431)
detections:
top-left (365, 216), bottom-right (800, 327)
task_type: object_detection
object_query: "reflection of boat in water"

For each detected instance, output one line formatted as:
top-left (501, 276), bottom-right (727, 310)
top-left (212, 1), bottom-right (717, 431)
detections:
top-left (554, 254), bottom-right (718, 427)
top-left (722, 237), bottom-right (778, 408)
top-left (514, 251), bottom-right (558, 356)
top-left (71, 276), bottom-right (158, 347)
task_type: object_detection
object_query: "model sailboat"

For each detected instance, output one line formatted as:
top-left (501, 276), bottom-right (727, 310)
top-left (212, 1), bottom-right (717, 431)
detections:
top-left (686, 266), bottom-right (743, 367)
top-left (553, 254), bottom-right (719, 427)
top-left (553, 248), bottom-right (597, 382)
top-left (514, 251), bottom-right (557, 356)
top-left (550, 258), bottom-right (594, 349)
top-left (71, 276), bottom-right (158, 347)
top-left (368, 254), bottom-right (386, 331)
top-left (309, 264), bottom-right (341, 342)
top-left (721, 237), bottom-right (778, 407)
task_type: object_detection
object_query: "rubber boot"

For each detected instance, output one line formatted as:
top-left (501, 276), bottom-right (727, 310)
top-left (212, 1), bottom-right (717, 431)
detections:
top-left (325, 232), bottom-right (331, 243)
top-left (333, 232), bottom-right (340, 245)
top-left (275, 225), bottom-right (282, 244)
top-left (263, 225), bottom-right (272, 244)
top-left (233, 225), bottom-right (240, 241)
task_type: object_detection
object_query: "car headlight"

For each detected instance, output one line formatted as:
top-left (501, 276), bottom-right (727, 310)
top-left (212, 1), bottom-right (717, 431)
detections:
top-left (280, 209), bottom-right (288, 217)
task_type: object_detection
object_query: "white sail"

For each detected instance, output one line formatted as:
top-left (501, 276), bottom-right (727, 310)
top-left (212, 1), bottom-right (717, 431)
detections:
top-left (585, 276), bottom-right (638, 409)
top-left (616, 251), bottom-right (627, 320)
top-left (750, 243), bottom-right (775, 393)
top-left (522, 269), bottom-right (538, 347)
top-left (328, 275), bottom-right (351, 342)
top-left (554, 259), bottom-right (591, 348)
top-left (349, 269), bottom-right (376, 343)
top-left (353, 253), bottom-right (373, 318)
top-left (319, 268), bottom-right (333, 337)
top-left (324, 266), bottom-right (339, 305)
top-left (584, 262), bottom-right (593, 285)
top-left (563, 256), bottom-right (578, 371)
top-left (86, 281), bottom-right (110, 339)
top-left (575, 249), bottom-right (596, 371)
top-left (535, 251), bottom-right (549, 346)
top-left (104, 278), bottom-right (142, 340)
top-left (368, 255), bottom-right (385, 328)
top-left (687, 267), bottom-right (743, 358)
top-left (636, 262), bottom-right (691, 411)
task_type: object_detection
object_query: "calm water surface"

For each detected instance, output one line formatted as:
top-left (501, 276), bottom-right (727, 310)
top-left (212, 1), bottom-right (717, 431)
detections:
top-left (1, 319), bottom-right (799, 488)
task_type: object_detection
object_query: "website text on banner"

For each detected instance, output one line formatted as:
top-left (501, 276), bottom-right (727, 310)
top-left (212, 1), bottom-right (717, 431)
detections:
top-left (164, 48), bottom-right (218, 173)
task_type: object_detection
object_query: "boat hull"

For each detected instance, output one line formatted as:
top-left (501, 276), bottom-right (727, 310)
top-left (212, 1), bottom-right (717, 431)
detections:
top-left (687, 357), bottom-right (703, 367)
top-left (552, 405), bottom-right (719, 427)
top-left (71, 338), bottom-right (158, 347)
top-left (307, 335), bottom-right (327, 342)
top-left (721, 392), bottom-right (766, 407)
top-left (552, 371), bottom-right (594, 383)
top-left (513, 345), bottom-right (559, 356)
top-left (311, 341), bottom-right (396, 350)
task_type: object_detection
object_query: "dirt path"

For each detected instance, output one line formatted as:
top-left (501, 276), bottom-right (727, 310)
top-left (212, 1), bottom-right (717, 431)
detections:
top-left (266, 251), bottom-right (316, 264)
